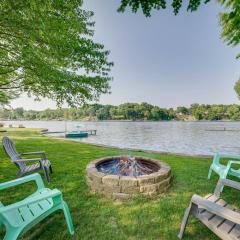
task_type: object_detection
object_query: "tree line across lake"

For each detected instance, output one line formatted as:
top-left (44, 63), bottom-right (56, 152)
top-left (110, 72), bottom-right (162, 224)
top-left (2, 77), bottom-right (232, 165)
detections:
top-left (1, 103), bottom-right (240, 121)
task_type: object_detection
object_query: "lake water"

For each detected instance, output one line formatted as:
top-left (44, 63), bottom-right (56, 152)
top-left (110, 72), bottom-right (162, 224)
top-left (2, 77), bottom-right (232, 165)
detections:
top-left (3, 120), bottom-right (240, 156)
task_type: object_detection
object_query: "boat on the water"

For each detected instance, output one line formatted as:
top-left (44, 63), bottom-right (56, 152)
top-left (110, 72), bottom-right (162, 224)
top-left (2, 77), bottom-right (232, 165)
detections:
top-left (65, 131), bottom-right (88, 138)
top-left (65, 124), bottom-right (88, 138)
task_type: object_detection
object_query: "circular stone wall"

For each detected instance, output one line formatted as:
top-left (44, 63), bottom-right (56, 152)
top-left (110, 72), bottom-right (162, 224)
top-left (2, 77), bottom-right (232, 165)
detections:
top-left (86, 156), bottom-right (171, 200)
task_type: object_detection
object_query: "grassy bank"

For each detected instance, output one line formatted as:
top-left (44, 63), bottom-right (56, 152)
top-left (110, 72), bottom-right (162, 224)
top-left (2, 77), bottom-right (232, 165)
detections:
top-left (0, 129), bottom-right (238, 240)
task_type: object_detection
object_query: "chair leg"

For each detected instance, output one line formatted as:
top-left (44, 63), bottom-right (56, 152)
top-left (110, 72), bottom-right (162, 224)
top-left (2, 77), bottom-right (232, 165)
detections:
top-left (0, 221), bottom-right (3, 231)
top-left (220, 176), bottom-right (227, 192)
top-left (49, 165), bottom-right (53, 174)
top-left (208, 168), bottom-right (213, 180)
top-left (4, 228), bottom-right (21, 240)
top-left (43, 166), bottom-right (50, 183)
top-left (17, 170), bottom-right (23, 178)
top-left (62, 201), bottom-right (74, 235)
top-left (219, 170), bottom-right (229, 192)
top-left (178, 202), bottom-right (196, 239)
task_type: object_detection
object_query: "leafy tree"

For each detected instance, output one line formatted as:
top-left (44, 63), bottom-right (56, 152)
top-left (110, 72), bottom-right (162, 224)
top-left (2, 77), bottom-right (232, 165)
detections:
top-left (68, 108), bottom-right (78, 120)
top-left (139, 102), bottom-right (153, 119)
top-left (0, 1), bottom-right (113, 106)
top-left (226, 104), bottom-right (240, 120)
top-left (176, 106), bottom-right (189, 115)
top-left (0, 108), bottom-right (11, 120)
top-left (190, 104), bottom-right (206, 120)
top-left (133, 104), bottom-right (145, 119)
top-left (208, 105), bottom-right (225, 120)
top-left (118, 0), bottom-right (211, 16)
top-left (109, 106), bottom-right (118, 119)
top-left (151, 106), bottom-right (161, 120)
top-left (159, 108), bottom-right (171, 120)
top-left (23, 110), bottom-right (38, 120)
top-left (84, 104), bottom-right (100, 117)
top-left (234, 78), bottom-right (240, 100)
top-left (15, 107), bottom-right (24, 119)
top-left (96, 107), bottom-right (110, 120)
top-left (118, 103), bottom-right (138, 120)
top-left (219, 0), bottom-right (240, 59)
top-left (167, 108), bottom-right (176, 120)
top-left (54, 108), bottom-right (64, 120)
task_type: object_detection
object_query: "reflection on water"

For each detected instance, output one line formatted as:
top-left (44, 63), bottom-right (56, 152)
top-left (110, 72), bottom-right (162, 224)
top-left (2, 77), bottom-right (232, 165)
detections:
top-left (3, 120), bottom-right (240, 155)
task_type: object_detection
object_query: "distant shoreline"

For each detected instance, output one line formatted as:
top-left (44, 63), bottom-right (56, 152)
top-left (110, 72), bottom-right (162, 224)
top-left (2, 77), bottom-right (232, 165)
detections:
top-left (2, 103), bottom-right (240, 122)
top-left (1, 119), bottom-right (240, 123)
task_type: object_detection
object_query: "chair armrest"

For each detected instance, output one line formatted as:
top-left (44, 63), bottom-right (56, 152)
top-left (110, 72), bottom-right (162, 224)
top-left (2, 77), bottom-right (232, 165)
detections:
top-left (13, 158), bottom-right (43, 163)
top-left (21, 151), bottom-right (45, 155)
top-left (0, 189), bottom-right (61, 214)
top-left (192, 194), bottom-right (240, 225)
top-left (0, 173), bottom-right (45, 191)
top-left (217, 153), bottom-right (240, 161)
top-left (226, 160), bottom-right (240, 168)
top-left (212, 153), bottom-right (240, 166)
top-left (21, 151), bottom-right (46, 159)
top-left (214, 179), bottom-right (240, 197)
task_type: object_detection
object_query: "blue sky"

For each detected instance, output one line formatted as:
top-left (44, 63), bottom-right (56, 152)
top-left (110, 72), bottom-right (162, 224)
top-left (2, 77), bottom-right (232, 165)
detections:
top-left (12, 0), bottom-right (240, 109)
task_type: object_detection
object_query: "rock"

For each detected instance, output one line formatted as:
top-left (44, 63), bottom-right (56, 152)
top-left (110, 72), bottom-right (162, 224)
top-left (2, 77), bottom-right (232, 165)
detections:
top-left (119, 176), bottom-right (138, 187)
top-left (140, 183), bottom-right (160, 193)
top-left (137, 175), bottom-right (155, 185)
top-left (153, 171), bottom-right (168, 183)
top-left (112, 193), bottom-right (131, 200)
top-left (158, 176), bottom-right (171, 191)
top-left (87, 168), bottom-right (105, 183)
top-left (121, 186), bottom-right (140, 194)
top-left (104, 185), bottom-right (121, 194)
top-left (102, 175), bottom-right (119, 186)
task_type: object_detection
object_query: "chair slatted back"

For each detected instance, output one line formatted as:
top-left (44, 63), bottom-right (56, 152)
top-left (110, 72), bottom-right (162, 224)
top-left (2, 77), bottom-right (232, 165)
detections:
top-left (2, 136), bottom-right (25, 170)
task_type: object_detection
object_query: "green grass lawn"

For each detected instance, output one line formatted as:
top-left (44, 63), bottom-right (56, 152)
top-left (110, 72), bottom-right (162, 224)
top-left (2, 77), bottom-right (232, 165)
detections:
top-left (0, 128), bottom-right (239, 240)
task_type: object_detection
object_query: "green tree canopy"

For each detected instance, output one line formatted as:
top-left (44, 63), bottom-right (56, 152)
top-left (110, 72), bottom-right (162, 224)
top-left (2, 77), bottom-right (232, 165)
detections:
top-left (118, 0), bottom-right (211, 16)
top-left (0, 0), bottom-right (113, 106)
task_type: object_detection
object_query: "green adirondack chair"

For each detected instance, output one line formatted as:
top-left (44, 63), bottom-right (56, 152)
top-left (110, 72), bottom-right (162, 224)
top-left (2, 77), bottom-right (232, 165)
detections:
top-left (0, 173), bottom-right (74, 240)
top-left (208, 153), bottom-right (240, 183)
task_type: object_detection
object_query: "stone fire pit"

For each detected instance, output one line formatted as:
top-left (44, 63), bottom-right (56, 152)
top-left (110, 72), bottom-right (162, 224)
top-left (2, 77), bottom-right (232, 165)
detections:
top-left (86, 156), bottom-right (171, 200)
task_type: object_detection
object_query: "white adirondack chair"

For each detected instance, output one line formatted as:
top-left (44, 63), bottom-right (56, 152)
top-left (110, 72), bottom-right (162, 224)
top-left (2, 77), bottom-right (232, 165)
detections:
top-left (179, 179), bottom-right (240, 240)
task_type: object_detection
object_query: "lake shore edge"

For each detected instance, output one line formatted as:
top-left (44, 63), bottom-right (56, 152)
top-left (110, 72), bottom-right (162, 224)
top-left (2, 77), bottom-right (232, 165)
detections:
top-left (40, 128), bottom-right (213, 159)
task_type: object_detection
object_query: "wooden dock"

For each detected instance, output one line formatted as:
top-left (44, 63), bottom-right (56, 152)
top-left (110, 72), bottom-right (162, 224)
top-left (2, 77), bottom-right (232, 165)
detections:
top-left (85, 129), bottom-right (97, 135)
top-left (43, 129), bottom-right (97, 136)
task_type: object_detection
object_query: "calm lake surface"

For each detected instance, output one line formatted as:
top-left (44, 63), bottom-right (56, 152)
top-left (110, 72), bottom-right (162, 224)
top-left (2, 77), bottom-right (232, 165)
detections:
top-left (4, 120), bottom-right (240, 156)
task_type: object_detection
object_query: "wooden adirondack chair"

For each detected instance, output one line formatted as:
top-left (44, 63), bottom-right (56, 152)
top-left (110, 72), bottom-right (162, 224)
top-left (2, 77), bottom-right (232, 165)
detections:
top-left (208, 153), bottom-right (240, 183)
top-left (178, 179), bottom-right (240, 240)
top-left (0, 173), bottom-right (74, 240)
top-left (2, 136), bottom-right (52, 183)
